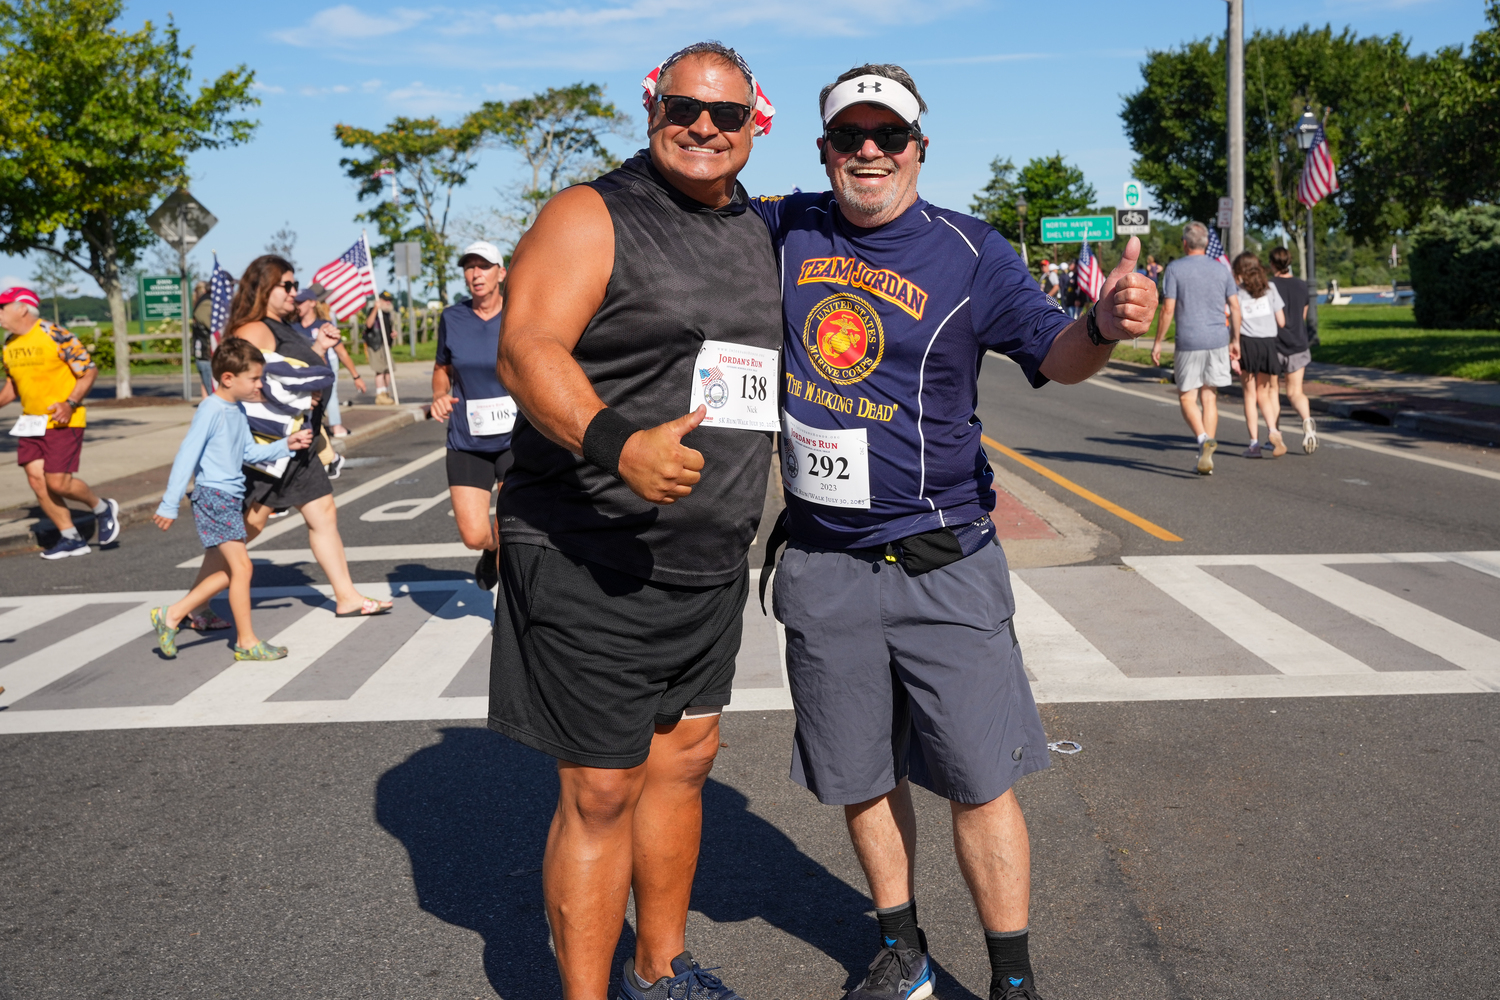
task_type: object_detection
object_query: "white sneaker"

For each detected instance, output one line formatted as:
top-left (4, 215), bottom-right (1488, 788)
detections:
top-left (1303, 417), bottom-right (1318, 454)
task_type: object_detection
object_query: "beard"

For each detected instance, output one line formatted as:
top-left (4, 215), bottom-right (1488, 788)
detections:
top-left (832, 157), bottom-right (913, 218)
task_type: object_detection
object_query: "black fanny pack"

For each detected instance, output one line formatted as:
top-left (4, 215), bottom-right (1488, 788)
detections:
top-left (758, 511), bottom-right (996, 613)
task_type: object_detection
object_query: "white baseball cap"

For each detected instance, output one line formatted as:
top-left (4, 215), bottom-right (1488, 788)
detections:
top-left (458, 241), bottom-right (503, 266)
top-left (821, 74), bottom-right (923, 127)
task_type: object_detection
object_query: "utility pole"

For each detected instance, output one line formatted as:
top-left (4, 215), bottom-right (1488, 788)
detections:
top-left (1226, 0), bottom-right (1245, 259)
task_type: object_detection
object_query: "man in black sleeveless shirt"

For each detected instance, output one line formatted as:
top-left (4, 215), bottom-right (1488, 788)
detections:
top-left (490, 42), bottom-right (778, 1000)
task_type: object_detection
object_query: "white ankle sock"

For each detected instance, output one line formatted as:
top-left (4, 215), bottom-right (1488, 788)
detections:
top-left (92, 499), bottom-right (107, 514)
top-left (634, 969), bottom-right (656, 988)
top-left (1196, 433), bottom-right (1207, 444)
top-left (61, 527), bottom-right (81, 541)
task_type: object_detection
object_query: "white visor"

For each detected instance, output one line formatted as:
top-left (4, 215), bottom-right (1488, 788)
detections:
top-left (821, 74), bottom-right (922, 127)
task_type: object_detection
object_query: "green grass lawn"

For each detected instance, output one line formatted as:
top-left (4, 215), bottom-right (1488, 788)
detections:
top-left (1107, 305), bottom-right (1500, 382)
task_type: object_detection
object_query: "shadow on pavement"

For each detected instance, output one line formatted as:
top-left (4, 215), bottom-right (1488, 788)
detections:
top-left (376, 727), bottom-right (980, 999)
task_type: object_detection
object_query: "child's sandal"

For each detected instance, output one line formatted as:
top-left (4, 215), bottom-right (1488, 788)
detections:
top-left (233, 641), bottom-right (288, 661)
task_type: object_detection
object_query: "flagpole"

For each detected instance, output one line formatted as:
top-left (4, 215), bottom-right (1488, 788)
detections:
top-left (361, 229), bottom-right (401, 405)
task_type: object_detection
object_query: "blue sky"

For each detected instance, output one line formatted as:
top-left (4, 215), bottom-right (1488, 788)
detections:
top-left (3, 0), bottom-right (1490, 299)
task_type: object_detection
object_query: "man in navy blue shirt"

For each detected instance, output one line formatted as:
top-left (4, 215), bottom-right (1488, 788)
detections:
top-left (754, 64), bottom-right (1157, 1000)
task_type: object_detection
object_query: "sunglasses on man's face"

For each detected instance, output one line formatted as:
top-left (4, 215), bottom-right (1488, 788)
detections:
top-left (823, 125), bottom-right (921, 156)
top-left (658, 95), bottom-right (754, 133)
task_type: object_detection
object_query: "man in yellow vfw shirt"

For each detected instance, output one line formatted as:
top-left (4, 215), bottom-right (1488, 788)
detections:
top-left (0, 287), bottom-right (120, 558)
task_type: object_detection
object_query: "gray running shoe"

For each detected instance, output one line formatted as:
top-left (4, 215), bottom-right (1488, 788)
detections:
top-left (846, 930), bottom-right (932, 999)
top-left (619, 952), bottom-right (746, 1000)
top-left (1303, 416), bottom-right (1318, 454)
top-left (1196, 437), bottom-right (1217, 475)
top-left (1242, 441), bottom-right (1263, 459)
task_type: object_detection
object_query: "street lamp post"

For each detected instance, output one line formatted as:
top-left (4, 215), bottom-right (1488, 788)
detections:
top-left (1016, 195), bottom-right (1029, 268)
top-left (1294, 107), bottom-right (1321, 337)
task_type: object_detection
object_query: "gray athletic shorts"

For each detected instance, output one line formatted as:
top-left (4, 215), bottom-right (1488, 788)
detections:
top-left (1279, 349), bottom-right (1311, 374)
top-left (772, 535), bottom-right (1050, 806)
top-left (1174, 346), bottom-right (1232, 392)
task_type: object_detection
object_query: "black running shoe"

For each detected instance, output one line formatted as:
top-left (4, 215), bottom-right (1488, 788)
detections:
top-left (846, 929), bottom-right (932, 999)
top-left (475, 549), bottom-right (498, 591)
top-left (619, 952), bottom-right (746, 1000)
top-left (991, 976), bottom-right (1046, 1000)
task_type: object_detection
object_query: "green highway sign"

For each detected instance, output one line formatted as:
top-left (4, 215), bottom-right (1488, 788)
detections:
top-left (1040, 215), bottom-right (1115, 243)
top-left (139, 275), bottom-right (184, 320)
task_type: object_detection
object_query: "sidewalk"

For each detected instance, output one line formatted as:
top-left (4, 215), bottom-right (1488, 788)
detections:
top-left (1120, 343), bottom-right (1500, 445)
top-left (0, 369), bottom-right (430, 554)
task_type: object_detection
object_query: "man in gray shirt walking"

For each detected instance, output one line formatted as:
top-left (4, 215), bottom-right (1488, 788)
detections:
top-left (1152, 221), bottom-right (1242, 474)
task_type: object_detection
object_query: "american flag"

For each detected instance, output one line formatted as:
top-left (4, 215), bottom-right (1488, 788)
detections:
top-left (1206, 227), bottom-right (1232, 269)
top-left (313, 236), bottom-right (377, 321)
top-left (1076, 243), bottom-right (1103, 302)
top-left (700, 366), bottom-right (726, 386)
top-left (1297, 122), bottom-right (1339, 207)
top-left (208, 253), bottom-right (234, 340)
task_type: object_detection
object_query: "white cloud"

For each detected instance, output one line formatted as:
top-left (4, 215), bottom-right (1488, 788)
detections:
top-left (386, 81), bottom-right (473, 113)
top-left (361, 79), bottom-right (383, 93)
top-left (908, 52), bottom-right (1051, 66)
top-left (299, 84), bottom-right (353, 96)
top-left (251, 81), bottom-right (286, 94)
top-left (1, 274), bottom-right (27, 290)
top-left (273, 5), bottom-right (431, 48)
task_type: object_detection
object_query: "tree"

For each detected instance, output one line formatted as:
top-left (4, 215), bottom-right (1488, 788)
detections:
top-left (971, 154), bottom-right (1095, 265)
top-left (29, 251), bottom-right (76, 324)
top-left (335, 116), bottom-right (484, 306)
top-left (0, 0), bottom-right (257, 396)
top-left (473, 83), bottom-right (628, 232)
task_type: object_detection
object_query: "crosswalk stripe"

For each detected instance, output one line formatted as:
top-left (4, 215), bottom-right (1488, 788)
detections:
top-left (1256, 562), bottom-right (1500, 670)
top-left (1450, 551), bottom-right (1500, 581)
top-left (178, 543), bottom-right (475, 569)
top-left (0, 596), bottom-right (92, 641)
top-left (0, 599), bottom-right (169, 703)
top-left (1010, 574), bottom-right (1128, 693)
top-left (348, 587), bottom-right (493, 707)
top-left (1127, 562), bottom-right (1375, 676)
top-left (172, 601), bottom-right (366, 712)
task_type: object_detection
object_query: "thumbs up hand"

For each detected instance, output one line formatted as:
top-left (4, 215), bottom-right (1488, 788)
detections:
top-left (1096, 236), bottom-right (1159, 342)
top-left (619, 405), bottom-right (707, 504)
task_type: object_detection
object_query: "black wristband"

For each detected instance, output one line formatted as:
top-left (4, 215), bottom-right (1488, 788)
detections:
top-left (1086, 305), bottom-right (1120, 346)
top-left (581, 407), bottom-right (641, 479)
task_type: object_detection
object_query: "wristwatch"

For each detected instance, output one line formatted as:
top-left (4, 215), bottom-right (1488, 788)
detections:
top-left (1085, 305), bottom-right (1120, 346)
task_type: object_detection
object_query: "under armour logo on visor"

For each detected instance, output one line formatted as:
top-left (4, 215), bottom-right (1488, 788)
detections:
top-left (857, 81), bottom-right (882, 93)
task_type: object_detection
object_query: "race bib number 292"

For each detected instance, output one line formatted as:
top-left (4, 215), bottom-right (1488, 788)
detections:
top-left (781, 410), bottom-right (871, 509)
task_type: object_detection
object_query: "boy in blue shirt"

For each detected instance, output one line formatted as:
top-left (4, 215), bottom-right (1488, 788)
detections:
top-left (149, 338), bottom-right (312, 661)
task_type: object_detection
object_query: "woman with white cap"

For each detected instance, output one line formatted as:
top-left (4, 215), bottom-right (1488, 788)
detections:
top-left (429, 240), bottom-right (513, 590)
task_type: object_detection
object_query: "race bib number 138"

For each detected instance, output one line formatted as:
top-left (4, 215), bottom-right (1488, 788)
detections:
top-left (689, 340), bottom-right (779, 432)
top-left (781, 410), bottom-right (871, 509)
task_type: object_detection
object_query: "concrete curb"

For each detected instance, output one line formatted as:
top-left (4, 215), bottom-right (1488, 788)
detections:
top-left (1104, 359), bottom-right (1500, 447)
top-left (0, 405), bottom-right (430, 557)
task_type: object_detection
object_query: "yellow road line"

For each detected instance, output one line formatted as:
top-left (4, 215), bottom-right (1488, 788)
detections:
top-left (982, 435), bottom-right (1183, 542)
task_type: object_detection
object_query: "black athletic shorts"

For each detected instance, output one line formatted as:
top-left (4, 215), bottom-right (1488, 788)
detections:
top-left (488, 542), bottom-right (746, 768)
top-left (1239, 336), bottom-right (1281, 375)
top-left (446, 447), bottom-right (513, 490)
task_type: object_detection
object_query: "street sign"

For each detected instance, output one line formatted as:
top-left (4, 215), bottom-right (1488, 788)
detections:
top-left (1040, 215), bottom-right (1114, 243)
top-left (1116, 207), bottom-right (1150, 236)
top-left (392, 241), bottom-right (422, 278)
top-left (1122, 181), bottom-right (1145, 209)
top-left (147, 189), bottom-right (217, 252)
top-left (1216, 197), bottom-right (1234, 229)
top-left (138, 275), bottom-right (183, 320)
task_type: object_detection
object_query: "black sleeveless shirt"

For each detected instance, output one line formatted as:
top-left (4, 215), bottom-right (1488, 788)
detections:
top-left (499, 151), bottom-right (782, 586)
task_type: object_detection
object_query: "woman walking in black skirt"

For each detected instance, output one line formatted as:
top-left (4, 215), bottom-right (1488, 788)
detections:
top-left (1232, 252), bottom-right (1288, 459)
top-left (226, 254), bottom-right (391, 617)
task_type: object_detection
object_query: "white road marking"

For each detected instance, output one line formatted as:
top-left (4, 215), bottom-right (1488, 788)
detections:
top-left (360, 490), bottom-right (452, 522)
top-left (178, 542), bottom-right (475, 569)
top-left (1254, 561), bottom-right (1500, 670)
top-left (1084, 373), bottom-right (1500, 482)
top-left (2, 551), bottom-right (1496, 735)
top-left (1126, 561), bottom-right (1374, 675)
top-left (247, 447), bottom-right (447, 549)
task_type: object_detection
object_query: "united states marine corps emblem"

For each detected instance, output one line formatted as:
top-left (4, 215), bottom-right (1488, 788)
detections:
top-left (802, 293), bottom-right (883, 385)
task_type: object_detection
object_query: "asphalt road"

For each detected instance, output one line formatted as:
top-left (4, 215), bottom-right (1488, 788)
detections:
top-left (978, 357), bottom-right (1500, 558)
top-left (2, 374), bottom-right (1498, 999)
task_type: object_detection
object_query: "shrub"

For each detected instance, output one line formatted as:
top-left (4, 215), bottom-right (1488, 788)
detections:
top-left (1409, 205), bottom-right (1500, 329)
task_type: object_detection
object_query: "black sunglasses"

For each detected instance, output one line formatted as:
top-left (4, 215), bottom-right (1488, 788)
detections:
top-left (658, 94), bottom-right (754, 132)
top-left (279, 280), bottom-right (299, 293)
top-left (823, 125), bottom-right (921, 155)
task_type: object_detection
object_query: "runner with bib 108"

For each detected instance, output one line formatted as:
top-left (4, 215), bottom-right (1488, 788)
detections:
top-left (754, 64), bottom-right (1158, 1000)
